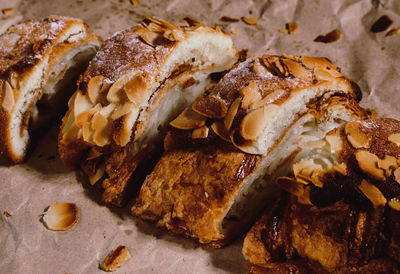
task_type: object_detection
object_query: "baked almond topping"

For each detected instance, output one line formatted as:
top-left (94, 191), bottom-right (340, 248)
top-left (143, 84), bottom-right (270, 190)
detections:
top-left (357, 179), bottom-right (387, 207)
top-left (345, 121), bottom-right (371, 149)
top-left (42, 202), bottom-right (78, 231)
top-left (192, 126), bottom-right (209, 139)
top-left (87, 76), bottom-right (107, 104)
top-left (388, 133), bottom-right (400, 146)
top-left (211, 121), bottom-right (231, 142)
top-left (123, 73), bottom-right (147, 105)
top-left (333, 162), bottom-right (347, 175)
top-left (1, 8), bottom-right (14, 15)
top-left (377, 155), bottom-right (398, 176)
top-left (354, 150), bottom-right (385, 181)
top-left (192, 95), bottom-right (228, 119)
top-left (261, 55), bottom-right (289, 77)
top-left (89, 163), bottom-right (105, 185)
top-left (388, 198), bottom-right (400, 211)
top-left (249, 88), bottom-right (285, 110)
top-left (170, 107), bottom-right (207, 130)
top-left (253, 60), bottom-right (268, 76)
top-left (101, 245), bottom-right (131, 272)
top-left (224, 97), bottom-right (241, 130)
top-left (240, 80), bottom-right (261, 109)
top-left (305, 139), bottom-right (327, 148)
top-left (293, 159), bottom-right (317, 178)
top-left (281, 58), bottom-right (312, 80)
top-left (139, 28), bottom-right (159, 47)
top-left (240, 104), bottom-right (279, 141)
top-left (326, 132), bottom-right (343, 153)
top-left (1, 80), bottom-right (14, 112)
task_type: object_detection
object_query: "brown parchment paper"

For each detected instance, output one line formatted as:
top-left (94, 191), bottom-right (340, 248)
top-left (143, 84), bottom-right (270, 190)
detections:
top-left (1, 0), bottom-right (399, 273)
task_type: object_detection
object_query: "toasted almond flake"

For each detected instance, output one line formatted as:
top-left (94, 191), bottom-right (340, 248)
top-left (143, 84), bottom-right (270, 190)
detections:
top-left (279, 22), bottom-right (298, 34)
top-left (357, 179), bottom-right (387, 207)
top-left (224, 98), bottom-right (241, 130)
top-left (297, 174), bottom-right (323, 188)
top-left (219, 16), bottom-right (240, 22)
top-left (211, 121), bottom-right (231, 142)
top-left (75, 104), bottom-right (101, 128)
top-left (249, 89), bottom-right (285, 110)
top-left (305, 139), bottom-right (326, 148)
top-left (281, 58), bottom-right (312, 80)
top-left (293, 159), bottom-right (315, 177)
top-left (107, 73), bottom-right (134, 103)
top-left (326, 132), bottom-right (343, 153)
top-left (123, 73), bottom-right (147, 106)
top-left (101, 245), bottom-right (131, 272)
top-left (261, 55), bottom-right (288, 77)
top-left (1, 80), bottom-right (14, 112)
top-left (388, 198), bottom-right (400, 211)
top-left (386, 28), bottom-right (400, 37)
top-left (74, 91), bottom-right (93, 118)
top-left (3, 211), bottom-right (11, 217)
top-left (314, 29), bottom-right (341, 43)
top-left (240, 104), bottom-right (279, 140)
top-left (377, 155), bottom-right (398, 176)
top-left (276, 177), bottom-right (305, 196)
top-left (111, 102), bottom-right (133, 120)
top-left (88, 163), bottom-right (105, 185)
top-left (100, 103), bottom-right (116, 119)
top-left (8, 72), bottom-right (18, 89)
top-left (129, 0), bottom-right (140, 5)
top-left (242, 16), bottom-right (259, 25)
top-left (192, 95), bottom-right (228, 119)
top-left (87, 76), bottom-right (106, 104)
top-left (345, 121), bottom-right (371, 149)
top-left (388, 133), bottom-right (400, 146)
top-left (170, 108), bottom-right (207, 130)
top-left (2, 8), bottom-right (14, 15)
top-left (92, 113), bottom-right (111, 147)
top-left (82, 121), bottom-right (93, 142)
top-left (355, 150), bottom-right (385, 181)
top-left (240, 80), bottom-right (261, 109)
top-left (42, 202), bottom-right (78, 231)
top-left (253, 60), bottom-right (268, 76)
top-left (140, 29), bottom-right (159, 47)
top-left (192, 126), bottom-right (209, 139)
top-left (86, 148), bottom-right (103, 160)
top-left (163, 28), bottom-right (185, 41)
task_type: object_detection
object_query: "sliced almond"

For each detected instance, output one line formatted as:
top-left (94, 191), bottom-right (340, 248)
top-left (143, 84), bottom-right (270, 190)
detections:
top-left (192, 126), bottom-right (209, 139)
top-left (211, 121), bottom-right (231, 142)
top-left (242, 16), bottom-right (259, 25)
top-left (42, 202), bottom-right (78, 231)
top-left (333, 162), bottom-right (347, 175)
top-left (1, 80), bottom-right (14, 112)
top-left (297, 174), bottom-right (323, 188)
top-left (276, 177), bottom-right (305, 197)
top-left (8, 72), bottom-right (18, 89)
top-left (163, 28), bottom-right (185, 41)
top-left (326, 131), bottom-right (343, 153)
top-left (261, 55), bottom-right (288, 77)
top-left (111, 102), bottom-right (134, 120)
top-left (101, 245), bottom-right (131, 272)
top-left (355, 150), bottom-right (385, 181)
top-left (293, 159), bottom-right (316, 177)
top-left (377, 155), bottom-right (398, 176)
top-left (388, 133), bottom-right (400, 146)
top-left (107, 72), bottom-right (136, 103)
top-left (170, 108), bottom-right (207, 130)
top-left (92, 113), bottom-right (111, 147)
top-left (75, 104), bottom-right (101, 128)
top-left (100, 103), bottom-right (117, 119)
top-left (123, 73), bottom-right (147, 106)
top-left (82, 121), bottom-right (93, 142)
top-left (192, 95), bottom-right (228, 119)
top-left (345, 121), bottom-right (371, 149)
top-left (253, 60), bottom-right (268, 76)
top-left (86, 148), bottom-right (103, 160)
top-left (224, 97), bottom-right (241, 130)
top-left (249, 89), bottom-right (286, 110)
top-left (87, 76), bottom-right (106, 104)
top-left (74, 91), bottom-right (93, 118)
top-left (240, 104), bottom-right (279, 140)
top-left (140, 29), bottom-right (159, 47)
top-left (357, 179), bottom-right (387, 207)
top-left (281, 58), bottom-right (312, 80)
top-left (88, 162), bottom-right (105, 185)
top-left (388, 198), bottom-right (400, 211)
top-left (240, 80), bottom-right (261, 109)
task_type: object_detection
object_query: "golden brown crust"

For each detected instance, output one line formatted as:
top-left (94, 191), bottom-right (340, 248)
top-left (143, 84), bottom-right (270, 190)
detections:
top-left (132, 141), bottom-right (260, 246)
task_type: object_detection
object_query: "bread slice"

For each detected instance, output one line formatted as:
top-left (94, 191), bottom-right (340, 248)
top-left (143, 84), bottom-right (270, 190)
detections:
top-left (58, 17), bottom-right (238, 206)
top-left (0, 15), bottom-right (101, 163)
top-left (132, 54), bottom-right (369, 247)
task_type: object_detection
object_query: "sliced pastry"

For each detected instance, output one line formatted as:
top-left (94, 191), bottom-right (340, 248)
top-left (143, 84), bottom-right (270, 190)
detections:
top-left (132, 54), bottom-right (369, 247)
top-left (243, 118), bottom-right (400, 271)
top-left (0, 15), bottom-right (101, 163)
top-left (58, 17), bottom-right (238, 206)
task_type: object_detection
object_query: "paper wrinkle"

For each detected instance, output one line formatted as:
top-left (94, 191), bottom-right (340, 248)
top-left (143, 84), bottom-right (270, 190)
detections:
top-left (0, 0), bottom-right (400, 273)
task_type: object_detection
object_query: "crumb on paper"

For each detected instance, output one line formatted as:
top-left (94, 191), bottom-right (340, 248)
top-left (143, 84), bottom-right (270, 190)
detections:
top-left (386, 27), bottom-right (400, 37)
top-left (2, 8), bottom-right (14, 15)
top-left (129, 0), bottom-right (140, 5)
top-left (242, 16), bottom-right (259, 25)
top-left (101, 245), bottom-right (131, 272)
top-left (370, 15), bottom-right (393, 33)
top-left (231, 29), bottom-right (238, 35)
top-left (42, 202), bottom-right (78, 231)
top-left (314, 29), bottom-right (341, 43)
top-left (279, 22), bottom-right (298, 34)
top-left (219, 16), bottom-right (239, 23)
top-left (3, 211), bottom-right (12, 217)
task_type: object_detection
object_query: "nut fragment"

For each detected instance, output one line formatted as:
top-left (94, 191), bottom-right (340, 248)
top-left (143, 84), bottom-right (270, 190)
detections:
top-left (87, 76), bottom-right (106, 104)
top-left (388, 133), bottom-right (400, 146)
top-left (314, 29), bottom-right (341, 43)
top-left (386, 28), bottom-right (400, 37)
top-left (224, 97), bottom-right (241, 130)
top-left (170, 107), bottom-right (207, 130)
top-left (242, 16), bottom-right (259, 25)
top-left (192, 126), bottom-right (209, 139)
top-left (42, 202), bottom-right (78, 231)
top-left (281, 58), bottom-right (312, 80)
top-left (394, 167), bottom-right (400, 184)
top-left (326, 131), bottom-right (343, 153)
top-left (1, 8), bottom-right (14, 15)
top-left (261, 55), bottom-right (288, 77)
top-left (388, 198), bottom-right (400, 211)
top-left (249, 89), bottom-right (286, 110)
top-left (192, 95), bottom-right (228, 119)
top-left (1, 80), bottom-right (14, 112)
top-left (240, 81), bottom-right (261, 109)
top-left (101, 245), bottom-right (131, 272)
top-left (377, 155), bottom-right (398, 176)
top-left (357, 179), bottom-right (387, 207)
top-left (345, 121), bottom-right (371, 149)
top-left (219, 16), bottom-right (240, 23)
top-left (123, 72), bottom-right (147, 106)
top-left (279, 22), bottom-right (298, 34)
top-left (355, 150), bottom-right (385, 181)
top-left (211, 121), bottom-right (231, 142)
top-left (276, 177), bottom-right (312, 205)
top-left (240, 104), bottom-right (279, 140)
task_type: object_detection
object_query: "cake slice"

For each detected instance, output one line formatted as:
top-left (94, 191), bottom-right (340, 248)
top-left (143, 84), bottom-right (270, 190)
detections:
top-left (132, 54), bottom-right (369, 247)
top-left (58, 17), bottom-right (238, 206)
top-left (0, 15), bottom-right (101, 163)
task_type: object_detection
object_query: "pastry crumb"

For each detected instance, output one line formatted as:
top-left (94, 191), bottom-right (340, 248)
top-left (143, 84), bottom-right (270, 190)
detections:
top-left (101, 245), bottom-right (131, 272)
top-left (279, 22), bottom-right (298, 34)
top-left (2, 8), bottom-right (14, 15)
top-left (242, 16), bottom-right (259, 25)
top-left (314, 29), bottom-right (341, 43)
top-left (370, 15), bottom-right (393, 33)
top-left (3, 211), bottom-right (12, 217)
top-left (220, 16), bottom-right (239, 23)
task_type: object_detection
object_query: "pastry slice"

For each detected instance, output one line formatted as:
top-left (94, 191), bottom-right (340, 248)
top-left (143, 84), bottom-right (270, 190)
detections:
top-left (0, 16), bottom-right (101, 163)
top-left (132, 54), bottom-right (369, 247)
top-left (58, 17), bottom-right (238, 206)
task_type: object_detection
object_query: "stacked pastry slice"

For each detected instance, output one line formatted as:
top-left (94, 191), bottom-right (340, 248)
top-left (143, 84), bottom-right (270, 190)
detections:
top-left (0, 15), bottom-right (101, 163)
top-left (58, 17), bottom-right (238, 206)
top-left (132, 54), bottom-right (370, 247)
top-left (243, 118), bottom-right (400, 272)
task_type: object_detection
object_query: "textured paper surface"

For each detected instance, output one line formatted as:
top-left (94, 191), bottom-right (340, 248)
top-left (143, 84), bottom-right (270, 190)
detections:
top-left (0, 0), bottom-right (399, 273)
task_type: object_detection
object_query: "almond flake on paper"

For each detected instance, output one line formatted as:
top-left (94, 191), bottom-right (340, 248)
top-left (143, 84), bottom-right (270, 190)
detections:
top-left (2, 8), bottom-right (14, 15)
top-left (220, 16), bottom-right (239, 23)
top-left (101, 245), bottom-right (131, 272)
top-left (386, 27), bottom-right (400, 37)
top-left (314, 29), bottom-right (341, 43)
top-left (242, 16), bottom-right (259, 25)
top-left (279, 22), bottom-right (298, 34)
